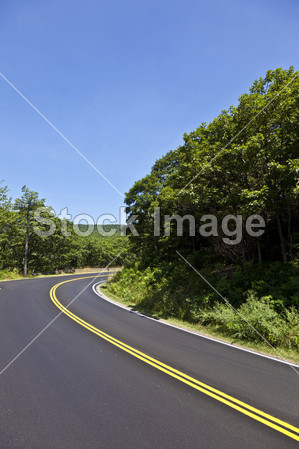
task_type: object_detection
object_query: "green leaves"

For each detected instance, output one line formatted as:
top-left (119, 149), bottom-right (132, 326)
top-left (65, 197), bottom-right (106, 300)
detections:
top-left (0, 183), bottom-right (129, 275)
top-left (124, 66), bottom-right (299, 265)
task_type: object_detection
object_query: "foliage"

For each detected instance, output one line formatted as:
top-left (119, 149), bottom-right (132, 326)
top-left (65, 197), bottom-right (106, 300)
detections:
top-left (107, 262), bottom-right (299, 350)
top-left (125, 67), bottom-right (299, 266)
top-left (199, 292), bottom-right (298, 349)
top-left (0, 183), bottom-right (128, 275)
top-left (108, 67), bottom-right (299, 352)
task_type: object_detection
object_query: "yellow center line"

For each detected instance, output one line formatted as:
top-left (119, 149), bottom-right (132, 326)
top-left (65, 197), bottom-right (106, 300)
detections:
top-left (50, 275), bottom-right (299, 441)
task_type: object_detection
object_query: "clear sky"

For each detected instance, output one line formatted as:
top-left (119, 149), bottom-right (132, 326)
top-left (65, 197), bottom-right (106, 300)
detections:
top-left (0, 0), bottom-right (298, 223)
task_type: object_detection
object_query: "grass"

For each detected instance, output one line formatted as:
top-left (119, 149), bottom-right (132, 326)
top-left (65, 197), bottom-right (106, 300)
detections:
top-left (0, 267), bottom-right (121, 282)
top-left (99, 283), bottom-right (299, 365)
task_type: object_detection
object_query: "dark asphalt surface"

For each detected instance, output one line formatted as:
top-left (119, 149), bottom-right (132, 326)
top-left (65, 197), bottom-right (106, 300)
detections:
top-left (0, 273), bottom-right (298, 449)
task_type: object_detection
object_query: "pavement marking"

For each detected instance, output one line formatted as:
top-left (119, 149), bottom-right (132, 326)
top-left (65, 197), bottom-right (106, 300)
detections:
top-left (50, 276), bottom-right (299, 441)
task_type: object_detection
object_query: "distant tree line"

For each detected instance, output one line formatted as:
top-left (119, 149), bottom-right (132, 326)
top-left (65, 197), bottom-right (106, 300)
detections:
top-left (0, 184), bottom-right (128, 277)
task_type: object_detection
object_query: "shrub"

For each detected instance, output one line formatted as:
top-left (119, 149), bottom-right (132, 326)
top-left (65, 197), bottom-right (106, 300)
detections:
top-left (200, 292), bottom-right (298, 349)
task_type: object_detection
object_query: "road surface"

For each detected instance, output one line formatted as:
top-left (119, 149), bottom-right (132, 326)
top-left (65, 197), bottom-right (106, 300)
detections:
top-left (0, 273), bottom-right (298, 448)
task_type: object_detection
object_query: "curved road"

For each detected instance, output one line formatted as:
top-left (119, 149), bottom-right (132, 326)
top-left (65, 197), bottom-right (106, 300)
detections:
top-left (0, 273), bottom-right (298, 448)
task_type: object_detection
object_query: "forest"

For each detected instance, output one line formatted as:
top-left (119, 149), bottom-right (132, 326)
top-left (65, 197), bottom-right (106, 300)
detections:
top-left (107, 67), bottom-right (299, 354)
top-left (0, 185), bottom-right (128, 279)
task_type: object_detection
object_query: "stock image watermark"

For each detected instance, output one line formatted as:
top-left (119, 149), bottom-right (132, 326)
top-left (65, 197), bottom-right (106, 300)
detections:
top-left (34, 206), bottom-right (265, 245)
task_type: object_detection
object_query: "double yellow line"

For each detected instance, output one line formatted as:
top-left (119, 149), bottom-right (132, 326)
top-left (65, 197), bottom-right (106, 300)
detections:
top-left (50, 275), bottom-right (299, 441)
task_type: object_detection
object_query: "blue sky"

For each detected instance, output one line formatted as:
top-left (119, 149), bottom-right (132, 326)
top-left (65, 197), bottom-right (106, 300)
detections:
top-left (0, 0), bottom-right (298, 223)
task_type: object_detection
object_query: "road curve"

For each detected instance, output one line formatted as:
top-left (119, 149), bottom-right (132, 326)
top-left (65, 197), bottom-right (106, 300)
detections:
top-left (0, 274), bottom-right (298, 449)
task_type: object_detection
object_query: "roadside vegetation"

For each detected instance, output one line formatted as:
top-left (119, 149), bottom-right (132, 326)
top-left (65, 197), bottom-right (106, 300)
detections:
top-left (100, 281), bottom-right (299, 364)
top-left (106, 67), bottom-right (299, 357)
top-left (106, 262), bottom-right (299, 358)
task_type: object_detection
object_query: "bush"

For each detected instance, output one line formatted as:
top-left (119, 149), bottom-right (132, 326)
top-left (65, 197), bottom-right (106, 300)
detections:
top-left (0, 269), bottom-right (21, 280)
top-left (108, 261), bottom-right (299, 350)
top-left (200, 292), bottom-right (299, 349)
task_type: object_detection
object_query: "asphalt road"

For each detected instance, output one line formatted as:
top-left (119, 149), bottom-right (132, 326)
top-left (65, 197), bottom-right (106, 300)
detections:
top-left (0, 273), bottom-right (298, 449)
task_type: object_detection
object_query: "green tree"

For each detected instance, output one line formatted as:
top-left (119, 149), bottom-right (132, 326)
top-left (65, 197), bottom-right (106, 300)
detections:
top-left (124, 67), bottom-right (299, 267)
top-left (14, 186), bottom-right (45, 276)
top-left (0, 181), bottom-right (14, 269)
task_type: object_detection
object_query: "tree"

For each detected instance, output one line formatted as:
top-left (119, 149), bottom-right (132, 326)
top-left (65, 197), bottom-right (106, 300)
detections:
top-left (124, 67), bottom-right (299, 267)
top-left (0, 181), bottom-right (14, 269)
top-left (14, 186), bottom-right (45, 277)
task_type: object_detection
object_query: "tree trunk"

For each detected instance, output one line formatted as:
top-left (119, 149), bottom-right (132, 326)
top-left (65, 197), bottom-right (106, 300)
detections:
top-left (241, 242), bottom-right (246, 271)
top-left (24, 211), bottom-right (30, 277)
top-left (287, 203), bottom-right (292, 259)
top-left (192, 237), bottom-right (196, 253)
top-left (276, 212), bottom-right (287, 264)
top-left (257, 238), bottom-right (262, 265)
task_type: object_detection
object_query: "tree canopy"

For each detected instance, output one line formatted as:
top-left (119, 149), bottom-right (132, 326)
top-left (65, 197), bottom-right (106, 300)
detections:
top-left (0, 184), bottom-right (128, 276)
top-left (125, 67), bottom-right (299, 267)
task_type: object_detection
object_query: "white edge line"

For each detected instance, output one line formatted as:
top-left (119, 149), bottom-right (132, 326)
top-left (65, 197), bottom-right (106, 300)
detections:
top-left (92, 281), bottom-right (299, 368)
